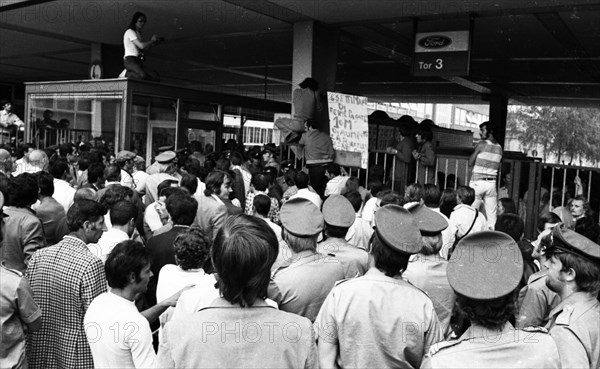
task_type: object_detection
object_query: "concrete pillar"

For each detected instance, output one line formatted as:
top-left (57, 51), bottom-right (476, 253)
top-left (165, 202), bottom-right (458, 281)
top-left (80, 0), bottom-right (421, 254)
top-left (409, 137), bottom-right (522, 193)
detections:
top-left (487, 94), bottom-right (508, 147)
top-left (292, 21), bottom-right (339, 134)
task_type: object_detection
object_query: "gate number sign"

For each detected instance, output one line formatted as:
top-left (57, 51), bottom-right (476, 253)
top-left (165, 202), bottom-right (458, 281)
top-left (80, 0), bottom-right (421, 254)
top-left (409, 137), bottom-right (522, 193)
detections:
top-left (413, 30), bottom-right (470, 77)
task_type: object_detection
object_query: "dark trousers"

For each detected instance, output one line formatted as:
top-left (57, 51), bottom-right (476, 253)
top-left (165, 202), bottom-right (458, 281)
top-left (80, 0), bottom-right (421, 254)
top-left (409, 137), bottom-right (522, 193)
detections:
top-left (307, 163), bottom-right (328, 199)
top-left (124, 56), bottom-right (160, 81)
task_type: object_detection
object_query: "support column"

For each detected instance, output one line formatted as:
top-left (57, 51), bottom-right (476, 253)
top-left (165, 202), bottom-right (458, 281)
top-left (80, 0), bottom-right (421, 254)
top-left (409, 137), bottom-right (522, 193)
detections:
top-left (292, 21), bottom-right (339, 134)
top-left (487, 94), bottom-right (508, 147)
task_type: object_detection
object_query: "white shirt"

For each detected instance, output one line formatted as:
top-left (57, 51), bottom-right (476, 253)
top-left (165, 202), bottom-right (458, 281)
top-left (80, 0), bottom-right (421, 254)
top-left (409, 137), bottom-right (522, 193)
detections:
top-left (132, 170), bottom-right (149, 195)
top-left (324, 175), bottom-right (349, 196)
top-left (144, 200), bottom-right (166, 232)
top-left (52, 178), bottom-right (76, 213)
top-left (120, 169), bottom-right (136, 189)
top-left (90, 228), bottom-right (130, 263)
top-left (263, 217), bottom-right (283, 244)
top-left (445, 204), bottom-right (488, 255)
top-left (290, 188), bottom-right (322, 209)
top-left (123, 29), bottom-right (140, 58)
top-left (346, 215), bottom-right (374, 251)
top-left (84, 292), bottom-right (156, 368)
top-left (362, 197), bottom-right (380, 224)
top-left (170, 273), bottom-right (220, 321)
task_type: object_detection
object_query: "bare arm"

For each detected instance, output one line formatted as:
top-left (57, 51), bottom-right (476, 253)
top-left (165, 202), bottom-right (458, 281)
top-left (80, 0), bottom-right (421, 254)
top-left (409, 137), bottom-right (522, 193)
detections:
top-left (132, 35), bottom-right (158, 51)
top-left (140, 285), bottom-right (193, 323)
top-left (468, 142), bottom-right (484, 168)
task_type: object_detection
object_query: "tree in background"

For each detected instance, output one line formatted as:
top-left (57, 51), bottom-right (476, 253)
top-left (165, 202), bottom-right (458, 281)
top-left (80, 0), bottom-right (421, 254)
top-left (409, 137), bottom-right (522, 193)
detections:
top-left (507, 106), bottom-right (600, 165)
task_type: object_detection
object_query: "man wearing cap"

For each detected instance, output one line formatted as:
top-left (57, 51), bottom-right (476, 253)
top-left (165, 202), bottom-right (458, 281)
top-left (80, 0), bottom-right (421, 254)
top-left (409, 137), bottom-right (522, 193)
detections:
top-left (262, 143), bottom-right (280, 173)
top-left (543, 226), bottom-right (600, 368)
top-left (315, 205), bottom-right (443, 369)
top-left (268, 198), bottom-right (346, 322)
top-left (145, 151), bottom-right (179, 205)
top-left (146, 146), bottom-right (174, 175)
top-left (403, 204), bottom-right (454, 338)
top-left (317, 195), bottom-right (369, 278)
top-left (115, 150), bottom-right (136, 190)
top-left (421, 231), bottom-right (561, 368)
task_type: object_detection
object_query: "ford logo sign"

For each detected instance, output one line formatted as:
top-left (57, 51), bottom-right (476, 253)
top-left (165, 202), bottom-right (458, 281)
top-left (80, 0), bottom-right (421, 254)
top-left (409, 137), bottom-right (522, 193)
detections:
top-left (418, 35), bottom-right (452, 49)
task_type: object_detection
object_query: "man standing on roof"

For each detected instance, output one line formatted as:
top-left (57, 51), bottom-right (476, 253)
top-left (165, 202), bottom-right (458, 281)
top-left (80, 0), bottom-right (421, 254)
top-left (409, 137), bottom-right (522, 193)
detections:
top-left (468, 121), bottom-right (503, 229)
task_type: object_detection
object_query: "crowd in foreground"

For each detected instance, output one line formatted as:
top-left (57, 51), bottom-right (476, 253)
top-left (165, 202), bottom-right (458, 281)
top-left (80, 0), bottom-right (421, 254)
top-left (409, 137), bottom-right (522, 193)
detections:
top-left (0, 138), bottom-right (599, 369)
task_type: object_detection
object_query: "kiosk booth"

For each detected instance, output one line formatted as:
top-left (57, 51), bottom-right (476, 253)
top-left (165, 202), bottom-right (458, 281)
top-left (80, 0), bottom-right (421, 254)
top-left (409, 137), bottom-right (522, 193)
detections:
top-left (24, 79), bottom-right (290, 163)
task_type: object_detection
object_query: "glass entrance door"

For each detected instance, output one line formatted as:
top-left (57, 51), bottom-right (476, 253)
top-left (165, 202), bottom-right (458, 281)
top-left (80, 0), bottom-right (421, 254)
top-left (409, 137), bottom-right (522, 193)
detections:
top-left (146, 120), bottom-right (176, 164)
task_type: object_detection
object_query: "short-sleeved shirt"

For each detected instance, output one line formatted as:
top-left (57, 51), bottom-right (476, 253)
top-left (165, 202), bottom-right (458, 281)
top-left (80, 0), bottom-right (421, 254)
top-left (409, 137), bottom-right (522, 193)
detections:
top-left (546, 291), bottom-right (600, 368)
top-left (157, 298), bottom-right (318, 368)
top-left (1, 265), bottom-right (41, 369)
top-left (403, 254), bottom-right (455, 338)
top-left (317, 237), bottom-right (369, 278)
top-left (315, 267), bottom-right (443, 369)
top-left (268, 250), bottom-right (346, 322)
top-left (422, 322), bottom-right (560, 368)
top-left (123, 29), bottom-right (140, 57)
top-left (84, 292), bottom-right (156, 368)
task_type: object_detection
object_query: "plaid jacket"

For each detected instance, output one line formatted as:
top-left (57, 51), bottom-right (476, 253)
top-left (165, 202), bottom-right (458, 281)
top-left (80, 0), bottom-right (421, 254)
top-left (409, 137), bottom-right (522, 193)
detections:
top-left (26, 236), bottom-right (107, 369)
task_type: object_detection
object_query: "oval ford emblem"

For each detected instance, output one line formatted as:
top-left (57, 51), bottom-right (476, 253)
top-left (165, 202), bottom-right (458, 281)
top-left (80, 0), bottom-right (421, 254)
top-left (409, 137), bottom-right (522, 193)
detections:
top-left (418, 35), bottom-right (452, 49)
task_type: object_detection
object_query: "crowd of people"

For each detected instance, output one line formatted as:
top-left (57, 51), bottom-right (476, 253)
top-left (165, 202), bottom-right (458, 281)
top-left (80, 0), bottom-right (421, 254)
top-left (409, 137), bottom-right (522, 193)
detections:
top-left (0, 124), bottom-right (598, 369)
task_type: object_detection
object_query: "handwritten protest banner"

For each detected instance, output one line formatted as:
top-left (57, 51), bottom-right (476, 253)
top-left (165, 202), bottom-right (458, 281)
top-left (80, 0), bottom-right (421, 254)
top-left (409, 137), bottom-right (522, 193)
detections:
top-left (327, 92), bottom-right (369, 169)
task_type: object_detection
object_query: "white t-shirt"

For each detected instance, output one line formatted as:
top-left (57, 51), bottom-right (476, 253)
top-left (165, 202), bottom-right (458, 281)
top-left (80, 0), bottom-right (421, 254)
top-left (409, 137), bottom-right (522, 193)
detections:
top-left (170, 273), bottom-right (220, 321)
top-left (84, 292), bottom-right (155, 368)
top-left (123, 29), bottom-right (140, 58)
top-left (90, 228), bottom-right (130, 263)
top-left (52, 178), bottom-right (75, 213)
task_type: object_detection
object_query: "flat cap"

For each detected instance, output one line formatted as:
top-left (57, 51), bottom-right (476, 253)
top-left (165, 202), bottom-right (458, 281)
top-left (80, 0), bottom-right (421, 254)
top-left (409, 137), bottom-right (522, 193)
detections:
top-left (322, 195), bottom-right (356, 228)
top-left (0, 148), bottom-right (10, 162)
top-left (155, 151), bottom-right (176, 164)
top-left (116, 150), bottom-right (136, 162)
top-left (133, 155), bottom-right (145, 164)
top-left (374, 205), bottom-right (423, 254)
top-left (550, 226), bottom-right (600, 262)
top-left (407, 204), bottom-right (448, 234)
top-left (280, 197), bottom-right (323, 236)
top-left (448, 231), bottom-right (523, 300)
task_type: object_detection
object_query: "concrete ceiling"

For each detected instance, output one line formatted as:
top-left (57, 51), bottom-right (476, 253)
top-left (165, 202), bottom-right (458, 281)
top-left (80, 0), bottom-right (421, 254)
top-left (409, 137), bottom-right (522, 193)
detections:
top-left (1, 0), bottom-right (599, 106)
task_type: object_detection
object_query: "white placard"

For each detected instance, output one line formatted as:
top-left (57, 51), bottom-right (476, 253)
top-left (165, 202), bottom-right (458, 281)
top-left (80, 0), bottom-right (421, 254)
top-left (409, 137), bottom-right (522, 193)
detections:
top-left (327, 92), bottom-right (369, 169)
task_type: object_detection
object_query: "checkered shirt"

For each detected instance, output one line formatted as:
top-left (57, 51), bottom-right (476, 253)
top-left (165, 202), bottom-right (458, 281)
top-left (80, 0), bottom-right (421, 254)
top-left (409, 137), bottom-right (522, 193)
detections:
top-left (244, 192), bottom-right (280, 224)
top-left (26, 236), bottom-right (107, 369)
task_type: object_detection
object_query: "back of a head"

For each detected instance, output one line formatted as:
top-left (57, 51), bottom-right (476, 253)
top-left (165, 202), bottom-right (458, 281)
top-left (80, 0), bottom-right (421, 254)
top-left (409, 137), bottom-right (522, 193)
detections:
top-left (180, 172), bottom-right (198, 195)
top-left (367, 179), bottom-right (384, 197)
top-left (215, 157), bottom-right (230, 172)
top-left (344, 177), bottom-right (359, 193)
top-left (212, 214), bottom-right (278, 307)
top-left (380, 190), bottom-right (404, 207)
top-left (88, 162), bottom-right (105, 183)
top-left (74, 187), bottom-right (97, 202)
top-left (59, 143), bottom-right (73, 157)
top-left (67, 199), bottom-right (107, 232)
top-left (230, 151), bottom-right (243, 166)
top-left (49, 159), bottom-right (69, 180)
top-left (251, 173), bottom-right (269, 192)
top-left (105, 240), bottom-right (150, 289)
top-left (422, 183), bottom-right (441, 208)
top-left (28, 150), bottom-right (48, 167)
top-left (345, 191), bottom-right (363, 213)
top-left (104, 163), bottom-right (121, 182)
top-left (7, 173), bottom-right (39, 208)
top-left (495, 213), bottom-right (524, 242)
top-left (498, 197), bottom-right (517, 214)
top-left (404, 183), bottom-right (423, 203)
top-left (294, 171), bottom-right (309, 189)
top-left (326, 163), bottom-right (341, 177)
top-left (298, 77), bottom-right (319, 91)
top-left (174, 228), bottom-right (211, 271)
top-left (166, 193), bottom-right (198, 226)
top-left (456, 186), bottom-right (475, 206)
top-left (110, 200), bottom-right (138, 227)
top-left (157, 179), bottom-right (179, 198)
top-left (253, 193), bottom-right (271, 217)
top-left (574, 216), bottom-right (600, 243)
top-left (100, 184), bottom-right (132, 209)
top-left (37, 171), bottom-right (55, 197)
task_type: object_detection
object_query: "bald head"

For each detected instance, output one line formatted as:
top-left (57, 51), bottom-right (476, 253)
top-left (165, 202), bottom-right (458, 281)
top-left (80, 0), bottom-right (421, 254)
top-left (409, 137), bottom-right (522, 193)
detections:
top-left (28, 150), bottom-right (49, 171)
top-left (0, 149), bottom-right (12, 173)
top-left (74, 187), bottom-right (97, 202)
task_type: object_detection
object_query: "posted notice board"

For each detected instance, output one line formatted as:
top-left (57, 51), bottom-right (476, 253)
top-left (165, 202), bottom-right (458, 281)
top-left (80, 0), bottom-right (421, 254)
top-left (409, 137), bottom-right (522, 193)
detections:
top-left (327, 92), bottom-right (369, 169)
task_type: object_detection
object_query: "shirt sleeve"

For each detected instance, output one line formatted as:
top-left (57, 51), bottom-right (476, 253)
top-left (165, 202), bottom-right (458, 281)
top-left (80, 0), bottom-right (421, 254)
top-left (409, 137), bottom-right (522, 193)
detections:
top-left (156, 323), bottom-right (176, 368)
top-left (127, 318), bottom-right (156, 369)
top-left (550, 325), bottom-right (590, 369)
top-left (304, 324), bottom-right (319, 369)
top-left (22, 219), bottom-right (47, 266)
top-left (125, 29), bottom-right (138, 42)
top-left (314, 290), bottom-right (338, 345)
top-left (16, 275), bottom-right (42, 324)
